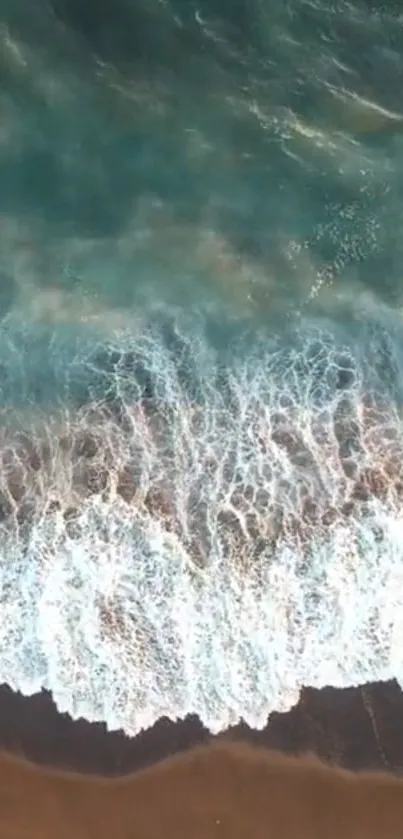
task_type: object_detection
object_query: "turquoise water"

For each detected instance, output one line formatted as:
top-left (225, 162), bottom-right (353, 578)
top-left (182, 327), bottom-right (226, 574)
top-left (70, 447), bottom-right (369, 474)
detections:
top-left (1, 0), bottom-right (403, 734)
top-left (2, 0), bottom-right (403, 320)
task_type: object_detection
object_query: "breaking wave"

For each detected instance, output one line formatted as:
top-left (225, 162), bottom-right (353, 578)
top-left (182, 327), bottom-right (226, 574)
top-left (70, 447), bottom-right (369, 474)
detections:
top-left (1, 303), bottom-right (403, 734)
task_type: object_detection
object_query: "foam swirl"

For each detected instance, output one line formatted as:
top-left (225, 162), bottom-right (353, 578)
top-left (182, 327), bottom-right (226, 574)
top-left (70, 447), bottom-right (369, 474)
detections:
top-left (1, 310), bottom-right (403, 733)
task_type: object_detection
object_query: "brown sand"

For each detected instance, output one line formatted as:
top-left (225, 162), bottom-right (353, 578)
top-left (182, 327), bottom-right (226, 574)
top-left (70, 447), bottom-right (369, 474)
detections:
top-left (1, 739), bottom-right (403, 838)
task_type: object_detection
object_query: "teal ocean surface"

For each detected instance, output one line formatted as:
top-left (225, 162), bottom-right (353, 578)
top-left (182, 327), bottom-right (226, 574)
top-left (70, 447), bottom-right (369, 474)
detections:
top-left (1, 0), bottom-right (403, 735)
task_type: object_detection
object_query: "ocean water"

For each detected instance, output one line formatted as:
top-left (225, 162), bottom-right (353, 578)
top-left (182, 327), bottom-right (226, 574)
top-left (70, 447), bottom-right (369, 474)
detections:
top-left (1, 0), bottom-right (403, 734)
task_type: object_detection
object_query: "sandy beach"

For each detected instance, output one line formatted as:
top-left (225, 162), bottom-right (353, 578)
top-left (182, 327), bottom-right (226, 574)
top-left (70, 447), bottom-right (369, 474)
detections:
top-left (2, 734), bottom-right (403, 838)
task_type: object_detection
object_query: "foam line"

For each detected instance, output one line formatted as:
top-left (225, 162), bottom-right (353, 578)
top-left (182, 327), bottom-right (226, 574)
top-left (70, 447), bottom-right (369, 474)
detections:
top-left (0, 309), bottom-right (403, 733)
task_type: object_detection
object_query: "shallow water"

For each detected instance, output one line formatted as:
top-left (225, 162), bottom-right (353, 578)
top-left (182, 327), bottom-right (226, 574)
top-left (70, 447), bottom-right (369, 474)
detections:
top-left (1, 0), bottom-right (403, 734)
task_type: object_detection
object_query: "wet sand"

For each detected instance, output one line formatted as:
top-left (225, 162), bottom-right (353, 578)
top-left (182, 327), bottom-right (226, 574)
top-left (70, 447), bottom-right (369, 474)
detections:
top-left (2, 1), bottom-right (403, 833)
top-left (2, 737), bottom-right (403, 838)
top-left (2, 679), bottom-right (403, 777)
top-left (3, 678), bottom-right (403, 837)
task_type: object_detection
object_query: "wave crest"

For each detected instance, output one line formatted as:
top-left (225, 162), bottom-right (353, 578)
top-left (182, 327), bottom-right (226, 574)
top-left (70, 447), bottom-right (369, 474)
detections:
top-left (1, 312), bottom-right (403, 733)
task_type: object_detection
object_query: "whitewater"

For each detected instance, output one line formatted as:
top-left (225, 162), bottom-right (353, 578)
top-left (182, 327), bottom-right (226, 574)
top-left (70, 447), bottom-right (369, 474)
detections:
top-left (2, 0), bottom-right (403, 735)
top-left (1, 295), bottom-right (403, 735)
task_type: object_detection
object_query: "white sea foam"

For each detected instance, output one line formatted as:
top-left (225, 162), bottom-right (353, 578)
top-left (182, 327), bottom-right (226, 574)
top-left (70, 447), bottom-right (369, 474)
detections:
top-left (1, 311), bottom-right (403, 734)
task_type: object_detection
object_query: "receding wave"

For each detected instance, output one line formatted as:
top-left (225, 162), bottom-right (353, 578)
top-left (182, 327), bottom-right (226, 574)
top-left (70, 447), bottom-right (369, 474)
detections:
top-left (1, 303), bottom-right (403, 734)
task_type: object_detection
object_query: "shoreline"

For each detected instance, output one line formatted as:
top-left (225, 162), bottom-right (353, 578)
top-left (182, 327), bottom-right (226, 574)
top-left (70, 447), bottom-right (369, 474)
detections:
top-left (0, 678), bottom-right (401, 777)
